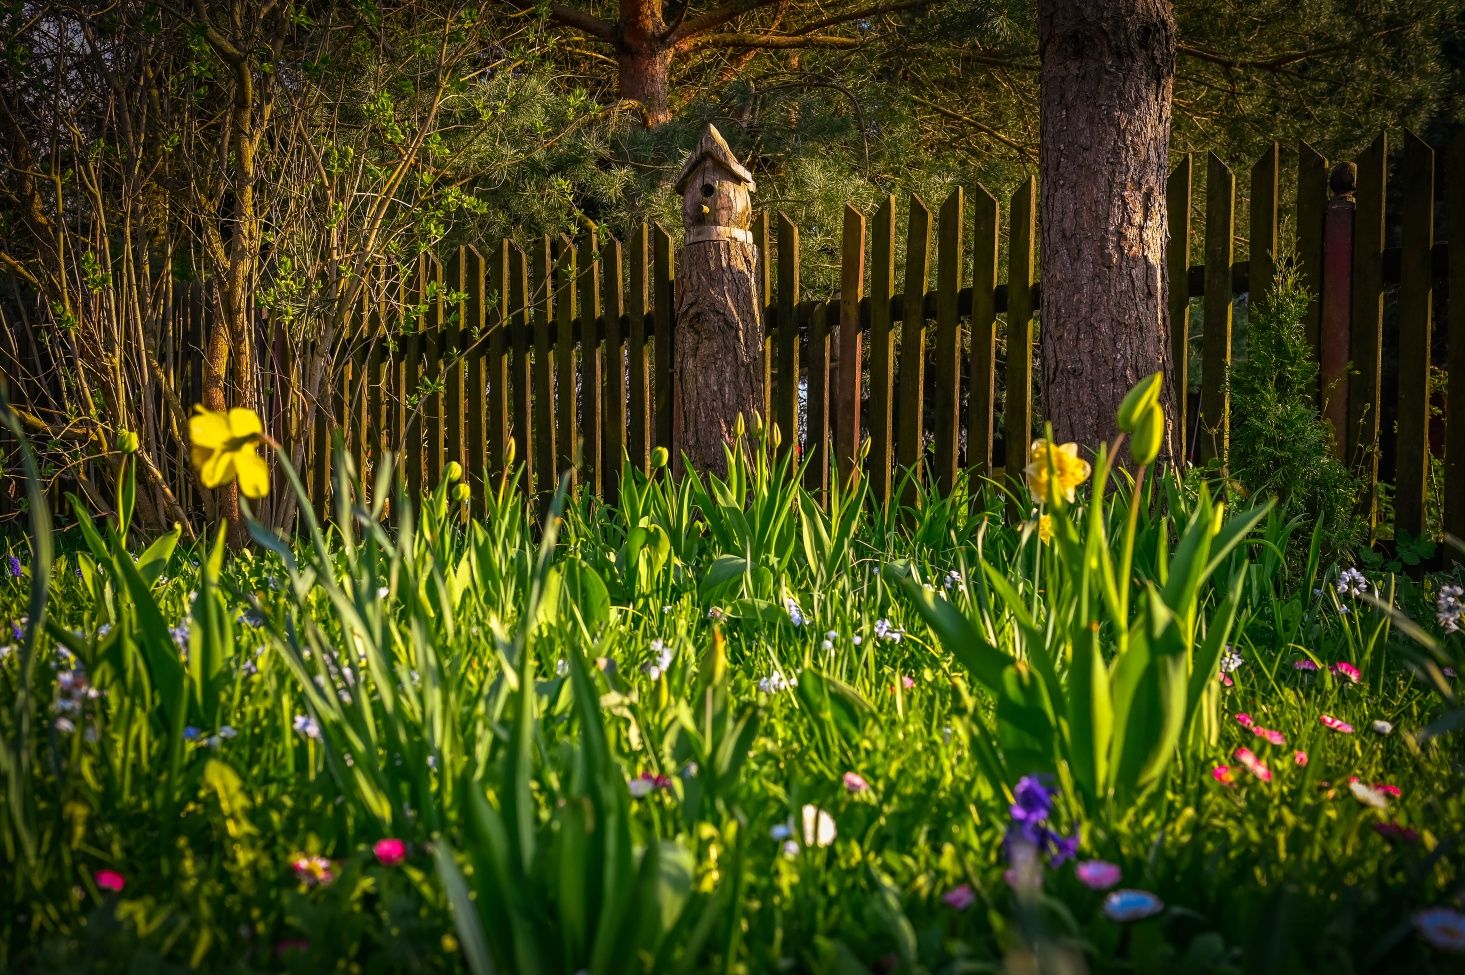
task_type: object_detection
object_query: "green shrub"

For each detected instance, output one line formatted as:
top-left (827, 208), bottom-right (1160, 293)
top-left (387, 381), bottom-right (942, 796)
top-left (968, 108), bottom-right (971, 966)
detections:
top-left (1228, 263), bottom-right (1367, 559)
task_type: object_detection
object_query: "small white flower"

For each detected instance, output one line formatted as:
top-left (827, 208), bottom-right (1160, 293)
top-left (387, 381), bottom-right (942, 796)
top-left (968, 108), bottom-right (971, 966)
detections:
top-left (1220, 646), bottom-right (1244, 673)
top-left (758, 670), bottom-right (796, 694)
top-left (784, 598), bottom-right (807, 627)
top-left (555, 658), bottom-right (569, 677)
top-left (377, 586), bottom-right (391, 600)
top-left (821, 639), bottom-right (834, 652)
top-left (852, 635), bottom-right (862, 646)
top-left (801, 804), bottom-right (836, 847)
top-left (292, 714), bottom-right (322, 740)
top-left (780, 839), bottom-right (801, 858)
top-left (1336, 568), bottom-right (1370, 599)
top-left (55, 717), bottom-right (76, 734)
top-left (873, 618), bottom-right (903, 643)
top-left (1371, 719), bottom-right (1394, 735)
top-left (627, 777), bottom-right (655, 799)
top-left (943, 569), bottom-right (964, 592)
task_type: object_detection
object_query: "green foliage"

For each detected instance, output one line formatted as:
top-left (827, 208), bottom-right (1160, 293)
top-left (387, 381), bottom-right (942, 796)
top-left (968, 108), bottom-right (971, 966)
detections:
top-left (0, 414), bottom-right (1463, 972)
top-left (1228, 264), bottom-right (1368, 558)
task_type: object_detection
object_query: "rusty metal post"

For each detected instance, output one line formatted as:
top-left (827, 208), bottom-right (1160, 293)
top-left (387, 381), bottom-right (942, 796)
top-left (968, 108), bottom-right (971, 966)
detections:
top-left (1319, 162), bottom-right (1355, 459)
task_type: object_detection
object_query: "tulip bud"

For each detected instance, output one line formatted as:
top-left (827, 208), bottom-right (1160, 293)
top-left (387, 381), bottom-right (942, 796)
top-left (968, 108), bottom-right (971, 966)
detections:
top-left (1129, 402), bottom-right (1164, 466)
top-left (452, 482), bottom-right (471, 503)
top-left (733, 413), bottom-right (746, 439)
top-left (749, 411), bottom-right (764, 436)
top-left (770, 422), bottom-right (782, 450)
top-left (650, 445), bottom-right (669, 469)
top-left (708, 627), bottom-right (727, 687)
top-left (115, 430), bottom-right (139, 454)
top-left (1117, 372), bottom-right (1163, 433)
top-left (655, 673), bottom-right (669, 709)
top-left (504, 438), bottom-right (516, 466)
top-left (444, 460), bottom-right (463, 483)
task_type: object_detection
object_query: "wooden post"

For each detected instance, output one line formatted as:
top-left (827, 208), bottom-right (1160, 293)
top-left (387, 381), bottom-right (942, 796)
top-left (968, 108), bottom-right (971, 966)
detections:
top-left (1319, 162), bottom-right (1355, 460)
top-left (1395, 132), bottom-right (1434, 543)
top-left (1350, 134), bottom-right (1388, 532)
top-left (1447, 131), bottom-right (1465, 560)
top-left (672, 125), bottom-right (764, 476)
top-left (834, 206), bottom-right (865, 484)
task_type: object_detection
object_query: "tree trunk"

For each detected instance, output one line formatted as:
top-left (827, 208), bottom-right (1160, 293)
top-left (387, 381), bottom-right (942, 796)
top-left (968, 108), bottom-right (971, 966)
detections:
top-left (1037, 0), bottom-right (1178, 455)
top-left (674, 241), bottom-right (763, 475)
top-left (619, 0), bottom-right (672, 127)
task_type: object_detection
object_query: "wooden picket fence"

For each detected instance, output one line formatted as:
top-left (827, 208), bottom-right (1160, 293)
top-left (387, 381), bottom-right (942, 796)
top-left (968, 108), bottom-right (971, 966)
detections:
top-left (2, 131), bottom-right (1462, 547)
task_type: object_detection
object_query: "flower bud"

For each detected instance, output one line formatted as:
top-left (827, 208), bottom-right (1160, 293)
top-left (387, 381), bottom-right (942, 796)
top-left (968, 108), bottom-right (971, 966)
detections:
top-left (452, 483), bottom-right (471, 503)
top-left (650, 446), bottom-right (669, 469)
top-left (734, 413), bottom-right (746, 439)
top-left (655, 673), bottom-right (669, 710)
top-left (1117, 372), bottom-right (1163, 433)
top-left (504, 438), bottom-right (516, 466)
top-left (115, 430), bottom-right (139, 454)
top-left (749, 411), bottom-right (764, 436)
top-left (708, 628), bottom-right (727, 687)
top-left (1129, 402), bottom-right (1164, 466)
top-left (770, 422), bottom-right (782, 450)
top-left (444, 460), bottom-right (463, 483)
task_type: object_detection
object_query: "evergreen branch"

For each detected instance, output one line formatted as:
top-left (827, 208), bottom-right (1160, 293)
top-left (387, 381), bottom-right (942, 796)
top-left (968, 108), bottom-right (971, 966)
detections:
top-left (505, 0), bottom-right (618, 44)
top-left (684, 31), bottom-right (862, 51)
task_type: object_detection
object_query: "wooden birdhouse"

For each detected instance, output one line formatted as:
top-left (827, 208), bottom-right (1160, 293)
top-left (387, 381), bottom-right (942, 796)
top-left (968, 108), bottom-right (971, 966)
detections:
top-left (675, 124), bottom-right (756, 244)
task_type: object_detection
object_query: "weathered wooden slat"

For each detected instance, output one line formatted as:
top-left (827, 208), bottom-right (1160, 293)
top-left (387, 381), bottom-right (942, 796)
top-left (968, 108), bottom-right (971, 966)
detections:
top-left (1005, 177), bottom-right (1036, 514)
top-left (401, 258), bottom-right (426, 499)
top-left (968, 185), bottom-right (999, 481)
top-left (1447, 130), bottom-right (1465, 558)
top-left (627, 223), bottom-right (651, 474)
top-left (1395, 132), bottom-right (1434, 543)
top-left (461, 246), bottom-right (488, 514)
top-left (653, 225), bottom-right (676, 453)
top-left (487, 240), bottom-right (510, 482)
top-left (423, 254), bottom-right (446, 493)
top-left (578, 233), bottom-right (603, 495)
top-left (367, 267), bottom-right (391, 506)
top-left (835, 205), bottom-right (865, 483)
top-left (756, 212), bottom-right (773, 422)
top-left (869, 195), bottom-right (897, 506)
top-left (554, 238), bottom-right (578, 483)
top-left (1197, 153), bottom-right (1234, 468)
top-left (897, 195), bottom-right (932, 500)
top-left (1349, 133), bottom-right (1387, 530)
top-left (933, 187), bottom-right (964, 493)
top-left (1166, 155), bottom-right (1193, 457)
top-left (775, 213), bottom-right (800, 462)
top-left (1319, 160), bottom-right (1353, 458)
top-left (1296, 142), bottom-right (1329, 364)
top-left (601, 236), bottom-right (626, 500)
top-left (443, 249), bottom-right (467, 493)
top-left (532, 236), bottom-right (556, 497)
top-left (805, 298), bottom-right (831, 494)
top-left (510, 244), bottom-right (533, 491)
top-left (1249, 141), bottom-right (1280, 312)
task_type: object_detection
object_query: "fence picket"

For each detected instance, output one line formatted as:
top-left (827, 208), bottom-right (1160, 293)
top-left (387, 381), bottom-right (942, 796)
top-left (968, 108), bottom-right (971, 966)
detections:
top-left (1167, 155), bottom-right (1193, 455)
top-left (933, 187), bottom-right (964, 493)
top-left (776, 213), bottom-right (800, 461)
top-left (487, 240), bottom-right (510, 481)
top-left (756, 212), bottom-right (773, 421)
top-left (869, 196), bottom-right (897, 506)
top-left (1349, 133), bottom-right (1387, 529)
top-left (443, 250), bottom-right (466, 489)
top-left (835, 206), bottom-right (865, 483)
top-left (510, 244), bottom-right (533, 492)
top-left (1447, 130), bottom-right (1465, 558)
top-left (579, 234), bottom-right (603, 495)
top-left (602, 236), bottom-right (626, 499)
top-left (1296, 142), bottom-right (1328, 363)
top-left (462, 246), bottom-right (487, 512)
top-left (1005, 178), bottom-right (1036, 513)
top-left (628, 223), bottom-right (651, 474)
top-left (898, 195), bottom-right (932, 501)
top-left (653, 225), bottom-right (676, 452)
top-left (554, 238), bottom-right (577, 483)
top-left (968, 185), bottom-right (999, 480)
top-left (532, 236), bottom-right (556, 497)
top-left (424, 254), bottom-right (446, 493)
top-left (1395, 132), bottom-right (1434, 542)
top-left (1198, 153), bottom-right (1234, 468)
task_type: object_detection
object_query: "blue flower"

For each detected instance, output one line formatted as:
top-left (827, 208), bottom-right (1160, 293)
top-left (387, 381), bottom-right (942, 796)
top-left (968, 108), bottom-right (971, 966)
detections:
top-left (7, 555), bottom-right (21, 578)
top-left (1010, 775), bottom-right (1054, 824)
top-left (1102, 889), bottom-right (1164, 922)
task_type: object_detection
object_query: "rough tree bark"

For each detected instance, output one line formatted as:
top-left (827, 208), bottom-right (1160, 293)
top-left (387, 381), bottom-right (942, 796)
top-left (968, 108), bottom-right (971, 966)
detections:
top-left (673, 125), bottom-right (764, 475)
top-left (1037, 0), bottom-right (1178, 455)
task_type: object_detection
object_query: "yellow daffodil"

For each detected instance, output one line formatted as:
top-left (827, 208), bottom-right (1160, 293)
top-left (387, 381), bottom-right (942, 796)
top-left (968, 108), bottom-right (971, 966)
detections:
top-left (1037, 514), bottom-right (1053, 545)
top-left (190, 406), bottom-right (270, 498)
top-left (1025, 439), bottom-right (1091, 506)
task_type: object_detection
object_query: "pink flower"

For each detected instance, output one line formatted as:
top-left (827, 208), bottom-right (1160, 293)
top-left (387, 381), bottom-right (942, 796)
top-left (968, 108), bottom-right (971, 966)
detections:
top-left (628, 772), bottom-right (673, 798)
top-left (1444, 667), bottom-right (1458, 679)
top-left (94, 869), bottom-right (126, 893)
top-left (291, 854), bottom-right (335, 888)
top-left (901, 675), bottom-right (916, 690)
top-left (942, 883), bottom-right (976, 911)
top-left (373, 838), bottom-right (407, 867)
top-left (1075, 860), bottom-right (1122, 890)
top-left (1235, 713), bottom-right (1254, 729)
top-left (1218, 672), bottom-right (1233, 687)
top-left (274, 939), bottom-right (310, 956)
top-left (843, 771), bottom-right (870, 793)
top-left (1294, 659), bottom-right (1319, 672)
top-left (1294, 750), bottom-right (1309, 766)
top-left (1211, 765), bottom-right (1235, 786)
top-left (1320, 714), bottom-right (1354, 734)
top-left (1233, 747), bottom-right (1272, 783)
top-left (1252, 726), bottom-right (1286, 746)
top-left (1374, 783), bottom-right (1402, 798)
top-left (1331, 661), bottom-right (1361, 684)
top-left (1374, 822), bottom-right (1420, 843)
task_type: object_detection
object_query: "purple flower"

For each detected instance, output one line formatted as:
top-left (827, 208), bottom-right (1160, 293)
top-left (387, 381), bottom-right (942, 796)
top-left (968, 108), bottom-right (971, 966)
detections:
top-left (1075, 860), bottom-right (1122, 890)
top-left (1003, 774), bottom-right (1078, 871)
top-left (1010, 775), bottom-right (1054, 824)
top-left (6, 555), bottom-right (21, 578)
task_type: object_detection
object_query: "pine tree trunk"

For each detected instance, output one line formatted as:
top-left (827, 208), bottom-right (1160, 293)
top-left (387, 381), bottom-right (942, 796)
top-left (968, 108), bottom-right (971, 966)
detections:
top-left (618, 0), bottom-right (673, 127)
top-left (673, 241), bottom-right (763, 476)
top-left (1038, 0), bottom-right (1178, 454)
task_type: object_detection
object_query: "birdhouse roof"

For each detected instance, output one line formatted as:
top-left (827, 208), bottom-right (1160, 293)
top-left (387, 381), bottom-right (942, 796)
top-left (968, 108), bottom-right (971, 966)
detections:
top-left (675, 124), bottom-right (755, 193)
